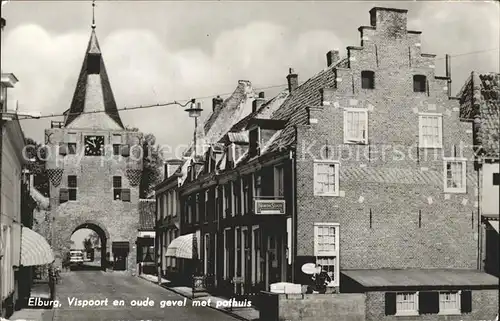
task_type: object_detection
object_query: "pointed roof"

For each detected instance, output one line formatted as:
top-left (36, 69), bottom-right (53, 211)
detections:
top-left (64, 29), bottom-right (124, 129)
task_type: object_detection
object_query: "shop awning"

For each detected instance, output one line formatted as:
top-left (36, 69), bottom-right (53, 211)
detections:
top-left (487, 220), bottom-right (499, 233)
top-left (342, 269), bottom-right (499, 289)
top-left (166, 233), bottom-right (193, 259)
top-left (20, 227), bottom-right (54, 267)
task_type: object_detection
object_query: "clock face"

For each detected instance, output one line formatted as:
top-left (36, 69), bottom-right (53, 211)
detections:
top-left (84, 135), bottom-right (104, 156)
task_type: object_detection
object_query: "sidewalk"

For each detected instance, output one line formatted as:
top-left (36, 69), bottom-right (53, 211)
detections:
top-left (138, 273), bottom-right (259, 321)
top-left (8, 308), bottom-right (54, 321)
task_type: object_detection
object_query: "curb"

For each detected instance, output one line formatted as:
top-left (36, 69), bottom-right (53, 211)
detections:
top-left (137, 275), bottom-right (256, 321)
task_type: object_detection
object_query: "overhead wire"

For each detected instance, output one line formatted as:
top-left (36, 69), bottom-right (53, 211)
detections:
top-left (12, 47), bottom-right (499, 121)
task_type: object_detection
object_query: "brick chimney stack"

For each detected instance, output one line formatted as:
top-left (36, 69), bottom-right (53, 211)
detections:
top-left (326, 50), bottom-right (340, 67)
top-left (369, 7), bottom-right (408, 38)
top-left (252, 92), bottom-right (266, 113)
top-left (212, 95), bottom-right (223, 112)
top-left (287, 68), bottom-right (298, 93)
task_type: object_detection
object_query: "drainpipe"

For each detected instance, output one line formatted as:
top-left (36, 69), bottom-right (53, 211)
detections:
top-left (291, 146), bottom-right (297, 283)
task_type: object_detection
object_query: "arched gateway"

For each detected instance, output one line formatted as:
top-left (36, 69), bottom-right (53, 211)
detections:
top-left (42, 25), bottom-right (144, 273)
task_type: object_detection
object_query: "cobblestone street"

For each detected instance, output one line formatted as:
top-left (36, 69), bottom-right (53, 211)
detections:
top-left (51, 271), bottom-right (239, 321)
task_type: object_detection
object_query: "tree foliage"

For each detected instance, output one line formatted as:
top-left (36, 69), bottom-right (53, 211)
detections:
top-left (83, 238), bottom-right (93, 251)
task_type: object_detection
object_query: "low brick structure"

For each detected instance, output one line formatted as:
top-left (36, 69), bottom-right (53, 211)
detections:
top-left (260, 292), bottom-right (366, 321)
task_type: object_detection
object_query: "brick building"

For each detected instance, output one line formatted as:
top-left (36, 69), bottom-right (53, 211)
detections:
top-left (175, 6), bottom-right (498, 320)
top-left (43, 26), bottom-right (143, 273)
top-left (156, 81), bottom-right (259, 284)
top-left (459, 72), bottom-right (499, 277)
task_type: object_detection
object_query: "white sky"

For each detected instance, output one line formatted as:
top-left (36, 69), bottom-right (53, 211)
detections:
top-left (1, 1), bottom-right (499, 154)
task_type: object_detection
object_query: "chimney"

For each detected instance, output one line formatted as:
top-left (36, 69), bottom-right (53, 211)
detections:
top-left (164, 159), bottom-right (183, 178)
top-left (369, 7), bottom-right (408, 38)
top-left (212, 95), bottom-right (223, 112)
top-left (287, 68), bottom-right (298, 93)
top-left (326, 50), bottom-right (340, 67)
top-left (252, 92), bottom-right (266, 113)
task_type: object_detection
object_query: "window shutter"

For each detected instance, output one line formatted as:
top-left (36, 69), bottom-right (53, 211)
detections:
top-left (59, 188), bottom-right (69, 203)
top-left (121, 144), bottom-right (130, 157)
top-left (59, 144), bottom-right (68, 156)
top-left (385, 292), bottom-right (397, 316)
top-left (460, 290), bottom-right (472, 313)
top-left (121, 189), bottom-right (131, 202)
top-left (419, 291), bottom-right (439, 314)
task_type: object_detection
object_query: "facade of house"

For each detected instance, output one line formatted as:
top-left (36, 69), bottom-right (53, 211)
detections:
top-left (43, 27), bottom-right (143, 273)
top-left (1, 17), bottom-right (53, 319)
top-left (459, 72), bottom-right (500, 277)
top-left (155, 81), bottom-right (261, 284)
top-left (137, 198), bottom-right (156, 275)
top-left (174, 6), bottom-right (498, 320)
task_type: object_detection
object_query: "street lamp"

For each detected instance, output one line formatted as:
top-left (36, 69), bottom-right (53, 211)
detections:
top-left (184, 100), bottom-right (203, 158)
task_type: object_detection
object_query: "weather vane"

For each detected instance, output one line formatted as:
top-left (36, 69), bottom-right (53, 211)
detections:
top-left (91, 0), bottom-right (96, 29)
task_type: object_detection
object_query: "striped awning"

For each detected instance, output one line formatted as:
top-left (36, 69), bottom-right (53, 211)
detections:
top-left (488, 220), bottom-right (499, 233)
top-left (20, 227), bottom-right (54, 267)
top-left (166, 233), bottom-right (193, 259)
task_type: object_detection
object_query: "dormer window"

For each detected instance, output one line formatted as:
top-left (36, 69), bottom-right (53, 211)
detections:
top-left (87, 54), bottom-right (100, 74)
top-left (413, 75), bottom-right (427, 93)
top-left (361, 70), bottom-right (375, 89)
top-left (249, 128), bottom-right (260, 157)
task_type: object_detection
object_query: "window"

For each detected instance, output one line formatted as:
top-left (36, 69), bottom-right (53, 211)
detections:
top-left (112, 134), bottom-right (122, 155)
top-left (439, 291), bottom-right (461, 314)
top-left (113, 176), bottom-right (122, 200)
top-left (68, 133), bottom-right (77, 155)
top-left (87, 54), bottom-right (100, 74)
top-left (204, 190), bottom-right (210, 221)
top-left (316, 257), bottom-right (336, 284)
top-left (274, 165), bottom-right (285, 197)
top-left (396, 292), bottom-right (418, 315)
top-left (314, 223), bottom-right (339, 286)
top-left (195, 193), bottom-right (200, 223)
top-left (254, 173), bottom-right (262, 198)
top-left (243, 178), bottom-right (250, 214)
top-left (314, 224), bottom-right (337, 256)
top-left (314, 161), bottom-right (340, 196)
top-left (68, 175), bottom-right (77, 200)
top-left (444, 159), bottom-right (466, 193)
top-left (344, 109), bottom-right (368, 144)
top-left (224, 184), bottom-right (231, 218)
top-left (249, 128), bottom-right (260, 157)
top-left (361, 70), bottom-right (375, 89)
top-left (419, 114), bottom-right (443, 148)
top-left (233, 180), bottom-right (240, 216)
top-left (172, 191), bottom-right (178, 217)
top-left (413, 75), bottom-right (427, 93)
top-left (204, 234), bottom-right (210, 275)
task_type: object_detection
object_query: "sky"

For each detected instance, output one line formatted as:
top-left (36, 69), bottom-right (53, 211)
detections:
top-left (1, 1), bottom-right (499, 151)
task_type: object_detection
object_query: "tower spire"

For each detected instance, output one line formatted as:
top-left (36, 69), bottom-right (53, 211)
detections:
top-left (91, 0), bottom-right (96, 29)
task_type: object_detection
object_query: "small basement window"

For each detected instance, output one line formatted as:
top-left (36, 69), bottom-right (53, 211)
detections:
top-left (413, 75), bottom-right (427, 93)
top-left (361, 70), bottom-right (375, 89)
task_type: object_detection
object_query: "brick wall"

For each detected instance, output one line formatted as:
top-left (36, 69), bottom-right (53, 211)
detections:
top-left (365, 290), bottom-right (498, 321)
top-left (294, 8), bottom-right (478, 276)
top-left (260, 292), bottom-right (366, 321)
top-left (44, 127), bottom-right (143, 273)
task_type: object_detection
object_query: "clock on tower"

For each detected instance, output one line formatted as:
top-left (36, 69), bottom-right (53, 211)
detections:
top-left (84, 135), bottom-right (104, 156)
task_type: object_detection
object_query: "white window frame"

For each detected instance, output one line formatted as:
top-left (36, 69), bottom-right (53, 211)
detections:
top-left (443, 158), bottom-right (467, 193)
top-left (395, 292), bottom-right (419, 316)
top-left (313, 160), bottom-right (340, 197)
top-left (343, 108), bottom-right (368, 144)
top-left (314, 223), bottom-right (340, 287)
top-left (418, 113), bottom-right (443, 148)
top-left (438, 291), bottom-right (461, 315)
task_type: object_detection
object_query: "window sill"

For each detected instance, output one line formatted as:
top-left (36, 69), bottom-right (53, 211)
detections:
top-left (419, 145), bottom-right (443, 149)
top-left (438, 310), bottom-right (461, 316)
top-left (444, 188), bottom-right (466, 194)
top-left (343, 140), bottom-right (368, 145)
top-left (395, 312), bottom-right (419, 317)
top-left (314, 193), bottom-right (340, 197)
